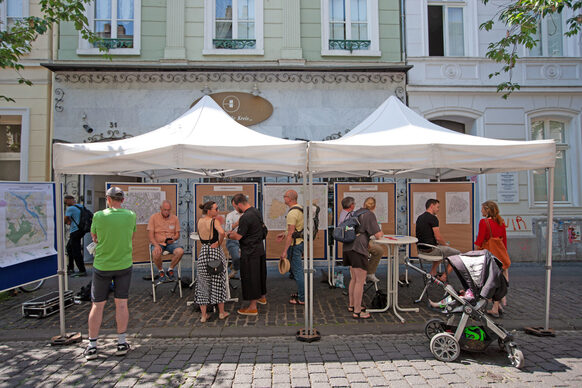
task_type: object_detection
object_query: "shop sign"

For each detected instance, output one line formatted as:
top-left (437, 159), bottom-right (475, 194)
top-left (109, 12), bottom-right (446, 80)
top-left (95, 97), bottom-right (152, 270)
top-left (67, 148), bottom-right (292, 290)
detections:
top-left (191, 92), bottom-right (273, 126)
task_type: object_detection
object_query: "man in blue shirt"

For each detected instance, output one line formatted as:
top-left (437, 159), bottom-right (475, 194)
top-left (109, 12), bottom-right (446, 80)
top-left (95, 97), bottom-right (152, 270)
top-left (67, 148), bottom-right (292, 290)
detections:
top-left (64, 195), bottom-right (87, 276)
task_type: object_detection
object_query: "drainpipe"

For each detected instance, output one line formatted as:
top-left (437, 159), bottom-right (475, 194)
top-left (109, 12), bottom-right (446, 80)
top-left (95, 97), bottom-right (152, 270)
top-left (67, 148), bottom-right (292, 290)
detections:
top-left (400, 0), bottom-right (407, 63)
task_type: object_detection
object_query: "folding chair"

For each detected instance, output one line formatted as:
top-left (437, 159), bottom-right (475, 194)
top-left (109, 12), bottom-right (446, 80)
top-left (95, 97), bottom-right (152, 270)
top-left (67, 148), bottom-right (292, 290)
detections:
top-left (149, 245), bottom-right (183, 302)
top-left (414, 243), bottom-right (444, 303)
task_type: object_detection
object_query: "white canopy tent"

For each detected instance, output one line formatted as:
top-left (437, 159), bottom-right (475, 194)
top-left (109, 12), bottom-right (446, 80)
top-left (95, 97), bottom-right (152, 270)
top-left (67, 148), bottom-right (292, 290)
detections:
top-left (308, 95), bottom-right (556, 332)
top-left (52, 96), bottom-right (314, 341)
top-left (53, 95), bottom-right (307, 178)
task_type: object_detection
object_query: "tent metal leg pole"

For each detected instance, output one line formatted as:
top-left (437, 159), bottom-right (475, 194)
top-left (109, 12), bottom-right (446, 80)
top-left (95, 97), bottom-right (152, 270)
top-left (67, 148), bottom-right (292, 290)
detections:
top-left (303, 173), bottom-right (309, 334)
top-left (545, 167), bottom-right (555, 331)
top-left (309, 171), bottom-right (314, 335)
top-left (51, 174), bottom-right (81, 345)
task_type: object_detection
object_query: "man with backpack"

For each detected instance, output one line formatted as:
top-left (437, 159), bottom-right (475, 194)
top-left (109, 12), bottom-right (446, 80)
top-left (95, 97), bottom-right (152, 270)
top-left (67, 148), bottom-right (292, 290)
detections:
top-left (277, 190), bottom-right (305, 305)
top-left (64, 194), bottom-right (88, 277)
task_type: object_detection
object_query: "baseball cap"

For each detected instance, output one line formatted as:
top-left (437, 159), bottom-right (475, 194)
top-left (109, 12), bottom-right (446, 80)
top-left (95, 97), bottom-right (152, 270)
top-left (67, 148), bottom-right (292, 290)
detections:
top-left (106, 186), bottom-right (124, 199)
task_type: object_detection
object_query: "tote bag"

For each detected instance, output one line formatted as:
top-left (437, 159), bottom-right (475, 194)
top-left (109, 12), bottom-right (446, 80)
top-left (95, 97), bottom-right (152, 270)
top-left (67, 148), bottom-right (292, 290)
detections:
top-left (482, 219), bottom-right (511, 269)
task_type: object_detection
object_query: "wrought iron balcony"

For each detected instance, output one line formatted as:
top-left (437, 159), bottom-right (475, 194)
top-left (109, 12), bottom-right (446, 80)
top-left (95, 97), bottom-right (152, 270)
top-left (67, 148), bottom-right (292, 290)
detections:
top-left (213, 39), bottom-right (256, 49)
top-left (94, 38), bottom-right (134, 49)
top-left (328, 39), bottom-right (371, 53)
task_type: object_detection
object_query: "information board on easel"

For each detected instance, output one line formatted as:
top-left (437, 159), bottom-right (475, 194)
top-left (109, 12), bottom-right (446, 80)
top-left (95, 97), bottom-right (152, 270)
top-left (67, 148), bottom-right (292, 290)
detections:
top-left (106, 183), bottom-right (178, 263)
top-left (334, 182), bottom-right (396, 259)
top-left (408, 182), bottom-right (475, 256)
top-left (262, 183), bottom-right (328, 260)
top-left (193, 183), bottom-right (258, 258)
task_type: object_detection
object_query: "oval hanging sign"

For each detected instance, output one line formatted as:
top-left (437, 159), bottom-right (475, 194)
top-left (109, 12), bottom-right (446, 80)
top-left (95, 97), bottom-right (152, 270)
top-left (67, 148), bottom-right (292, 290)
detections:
top-left (191, 92), bottom-right (273, 126)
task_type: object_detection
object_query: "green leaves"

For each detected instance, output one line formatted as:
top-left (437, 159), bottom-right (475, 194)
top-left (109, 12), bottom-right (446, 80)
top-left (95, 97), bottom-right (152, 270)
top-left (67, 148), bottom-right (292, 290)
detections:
top-left (481, 0), bottom-right (582, 98)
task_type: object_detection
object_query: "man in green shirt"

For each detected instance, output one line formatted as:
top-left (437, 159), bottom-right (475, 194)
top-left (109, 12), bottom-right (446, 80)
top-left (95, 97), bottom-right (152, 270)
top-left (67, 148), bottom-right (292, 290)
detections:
top-left (84, 187), bottom-right (136, 361)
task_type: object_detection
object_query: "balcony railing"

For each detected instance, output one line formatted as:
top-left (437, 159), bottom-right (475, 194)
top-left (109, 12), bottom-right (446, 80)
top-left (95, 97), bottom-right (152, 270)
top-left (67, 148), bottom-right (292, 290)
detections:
top-left (328, 39), bottom-right (371, 53)
top-left (213, 39), bottom-right (257, 49)
top-left (94, 38), bottom-right (134, 49)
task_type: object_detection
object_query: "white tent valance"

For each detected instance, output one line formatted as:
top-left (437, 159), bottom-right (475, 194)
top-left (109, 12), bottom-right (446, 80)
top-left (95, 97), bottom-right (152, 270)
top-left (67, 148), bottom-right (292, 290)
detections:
top-left (309, 96), bottom-right (555, 178)
top-left (53, 96), bottom-right (307, 178)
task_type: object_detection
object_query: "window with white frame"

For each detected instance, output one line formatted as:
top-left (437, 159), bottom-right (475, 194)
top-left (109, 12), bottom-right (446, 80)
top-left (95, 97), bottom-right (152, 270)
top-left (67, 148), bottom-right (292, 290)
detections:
top-left (77, 0), bottom-right (141, 55)
top-left (528, 13), bottom-right (563, 57)
top-left (0, 0), bottom-right (28, 31)
top-left (530, 118), bottom-right (570, 203)
top-left (204, 0), bottom-right (264, 54)
top-left (427, 2), bottom-right (465, 56)
top-left (321, 0), bottom-right (380, 56)
top-left (0, 110), bottom-right (29, 181)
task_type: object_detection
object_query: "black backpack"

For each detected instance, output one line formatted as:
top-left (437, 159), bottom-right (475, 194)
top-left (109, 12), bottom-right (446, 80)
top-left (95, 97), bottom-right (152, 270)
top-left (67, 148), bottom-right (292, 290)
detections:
top-left (333, 208), bottom-right (369, 243)
top-left (289, 204), bottom-right (320, 241)
top-left (72, 205), bottom-right (93, 235)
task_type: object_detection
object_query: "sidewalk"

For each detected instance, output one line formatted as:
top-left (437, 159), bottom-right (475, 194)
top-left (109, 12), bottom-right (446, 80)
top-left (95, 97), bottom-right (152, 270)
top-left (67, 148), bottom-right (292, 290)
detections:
top-left (1, 260), bottom-right (581, 340)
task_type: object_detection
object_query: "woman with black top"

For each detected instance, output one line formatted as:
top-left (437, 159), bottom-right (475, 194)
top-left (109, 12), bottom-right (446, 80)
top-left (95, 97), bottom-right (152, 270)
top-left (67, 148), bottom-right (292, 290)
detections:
top-left (195, 201), bottom-right (229, 322)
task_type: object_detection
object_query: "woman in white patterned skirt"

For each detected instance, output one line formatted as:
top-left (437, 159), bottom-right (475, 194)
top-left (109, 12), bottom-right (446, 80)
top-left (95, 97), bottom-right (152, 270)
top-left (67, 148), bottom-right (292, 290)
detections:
top-left (196, 201), bottom-right (229, 322)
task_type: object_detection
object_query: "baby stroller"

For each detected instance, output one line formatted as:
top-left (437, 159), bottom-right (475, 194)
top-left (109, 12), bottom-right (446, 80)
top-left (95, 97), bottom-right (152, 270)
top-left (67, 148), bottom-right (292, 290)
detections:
top-left (405, 250), bottom-right (524, 369)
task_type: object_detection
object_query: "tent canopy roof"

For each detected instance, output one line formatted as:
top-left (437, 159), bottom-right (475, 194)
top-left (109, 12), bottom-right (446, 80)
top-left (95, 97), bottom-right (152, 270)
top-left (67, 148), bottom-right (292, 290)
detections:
top-left (53, 96), bottom-right (307, 178)
top-left (309, 96), bottom-right (555, 179)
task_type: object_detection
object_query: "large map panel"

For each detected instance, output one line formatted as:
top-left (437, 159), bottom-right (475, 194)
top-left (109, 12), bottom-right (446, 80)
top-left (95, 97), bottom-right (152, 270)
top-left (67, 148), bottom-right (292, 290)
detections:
top-left (123, 187), bottom-right (166, 224)
top-left (0, 183), bottom-right (56, 268)
top-left (263, 184), bottom-right (328, 231)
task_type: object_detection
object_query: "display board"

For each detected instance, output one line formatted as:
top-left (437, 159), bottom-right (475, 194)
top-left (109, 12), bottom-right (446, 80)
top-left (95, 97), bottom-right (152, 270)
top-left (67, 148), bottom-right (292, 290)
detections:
top-left (408, 182), bottom-right (475, 256)
top-left (106, 183), bottom-right (178, 263)
top-left (193, 183), bottom-right (258, 258)
top-left (0, 182), bottom-right (58, 292)
top-left (263, 183), bottom-right (328, 259)
top-left (334, 182), bottom-right (397, 259)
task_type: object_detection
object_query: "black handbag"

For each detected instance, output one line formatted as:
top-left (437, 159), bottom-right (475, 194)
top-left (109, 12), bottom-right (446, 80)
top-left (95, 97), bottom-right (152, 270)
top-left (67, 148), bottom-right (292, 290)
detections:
top-left (206, 259), bottom-right (224, 276)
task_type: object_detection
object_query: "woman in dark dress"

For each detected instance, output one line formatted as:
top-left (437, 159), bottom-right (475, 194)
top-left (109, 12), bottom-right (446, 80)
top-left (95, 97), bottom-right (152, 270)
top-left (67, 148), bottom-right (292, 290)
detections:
top-left (196, 201), bottom-right (229, 322)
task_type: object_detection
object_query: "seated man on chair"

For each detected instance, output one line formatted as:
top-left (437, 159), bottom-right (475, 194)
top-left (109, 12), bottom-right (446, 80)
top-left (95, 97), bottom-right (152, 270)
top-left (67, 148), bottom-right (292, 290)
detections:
top-left (415, 198), bottom-right (459, 280)
top-left (148, 200), bottom-right (184, 283)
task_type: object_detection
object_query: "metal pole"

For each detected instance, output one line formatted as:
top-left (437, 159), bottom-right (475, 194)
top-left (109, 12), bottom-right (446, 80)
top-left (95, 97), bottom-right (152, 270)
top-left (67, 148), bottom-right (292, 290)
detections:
top-left (55, 174), bottom-right (66, 338)
top-left (545, 167), bottom-right (555, 331)
top-left (308, 170), bottom-right (314, 335)
top-left (302, 172), bottom-right (309, 333)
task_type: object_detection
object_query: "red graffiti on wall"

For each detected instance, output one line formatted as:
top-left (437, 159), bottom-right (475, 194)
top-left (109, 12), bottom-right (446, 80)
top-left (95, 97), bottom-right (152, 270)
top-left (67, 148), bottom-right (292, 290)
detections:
top-left (505, 216), bottom-right (528, 232)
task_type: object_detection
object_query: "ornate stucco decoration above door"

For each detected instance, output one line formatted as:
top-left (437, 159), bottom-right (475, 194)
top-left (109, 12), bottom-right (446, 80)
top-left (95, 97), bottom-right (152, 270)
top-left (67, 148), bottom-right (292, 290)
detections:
top-left (191, 92), bottom-right (273, 126)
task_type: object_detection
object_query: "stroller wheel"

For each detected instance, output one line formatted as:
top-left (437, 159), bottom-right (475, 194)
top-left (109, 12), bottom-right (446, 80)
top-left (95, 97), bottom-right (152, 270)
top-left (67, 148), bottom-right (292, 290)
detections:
top-left (424, 319), bottom-right (446, 340)
top-left (508, 344), bottom-right (525, 369)
top-left (430, 333), bottom-right (460, 362)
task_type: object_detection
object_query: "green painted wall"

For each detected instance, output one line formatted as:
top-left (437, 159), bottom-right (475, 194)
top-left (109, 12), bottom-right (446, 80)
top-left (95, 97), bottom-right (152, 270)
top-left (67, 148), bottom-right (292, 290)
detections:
top-left (57, 0), bottom-right (402, 64)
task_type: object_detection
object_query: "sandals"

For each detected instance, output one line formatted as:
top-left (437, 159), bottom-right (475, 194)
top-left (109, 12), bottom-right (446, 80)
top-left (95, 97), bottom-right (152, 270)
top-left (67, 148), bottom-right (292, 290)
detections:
top-left (347, 306), bottom-right (367, 312)
top-left (486, 310), bottom-right (500, 318)
top-left (352, 311), bottom-right (371, 319)
top-left (200, 314), bottom-right (210, 323)
top-left (289, 295), bottom-right (305, 305)
top-left (219, 312), bottom-right (230, 320)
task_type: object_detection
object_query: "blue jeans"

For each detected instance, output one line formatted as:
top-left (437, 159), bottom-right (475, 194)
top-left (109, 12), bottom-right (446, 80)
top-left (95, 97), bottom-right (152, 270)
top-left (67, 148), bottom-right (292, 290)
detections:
top-left (226, 239), bottom-right (241, 271)
top-left (288, 242), bottom-right (304, 302)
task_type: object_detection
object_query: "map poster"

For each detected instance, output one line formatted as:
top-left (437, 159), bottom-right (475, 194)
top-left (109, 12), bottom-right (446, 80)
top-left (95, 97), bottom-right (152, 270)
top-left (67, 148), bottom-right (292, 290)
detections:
top-left (445, 191), bottom-right (471, 224)
top-left (413, 192), bottom-right (436, 223)
top-left (124, 187), bottom-right (166, 224)
top-left (263, 184), bottom-right (328, 231)
top-left (344, 192), bottom-right (389, 223)
top-left (0, 182), bottom-right (56, 268)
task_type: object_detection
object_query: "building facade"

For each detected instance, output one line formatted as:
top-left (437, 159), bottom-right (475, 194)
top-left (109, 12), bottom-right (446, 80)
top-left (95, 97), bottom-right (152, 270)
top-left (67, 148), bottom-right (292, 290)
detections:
top-left (0, 0), bottom-right (53, 182)
top-left (405, 0), bottom-right (582, 261)
top-left (46, 0), bottom-right (408, 246)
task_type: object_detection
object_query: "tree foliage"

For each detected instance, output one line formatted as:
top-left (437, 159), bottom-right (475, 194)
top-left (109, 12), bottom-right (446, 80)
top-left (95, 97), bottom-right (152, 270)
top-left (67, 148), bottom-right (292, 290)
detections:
top-left (0, 0), bottom-right (105, 102)
top-left (480, 0), bottom-right (582, 98)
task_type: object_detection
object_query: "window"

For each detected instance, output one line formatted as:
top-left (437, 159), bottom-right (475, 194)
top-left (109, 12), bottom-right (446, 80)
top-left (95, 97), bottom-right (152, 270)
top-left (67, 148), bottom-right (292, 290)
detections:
top-left (0, 0), bottom-right (28, 31)
top-left (77, 0), bottom-right (141, 55)
top-left (0, 110), bottom-right (29, 181)
top-left (528, 13), bottom-right (563, 57)
top-left (428, 3), bottom-right (464, 56)
top-left (204, 0), bottom-right (264, 55)
top-left (321, 0), bottom-right (380, 56)
top-left (531, 118), bottom-right (570, 203)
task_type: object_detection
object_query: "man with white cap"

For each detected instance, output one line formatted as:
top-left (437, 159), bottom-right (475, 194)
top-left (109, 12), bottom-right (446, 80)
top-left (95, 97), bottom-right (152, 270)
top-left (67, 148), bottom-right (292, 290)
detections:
top-left (84, 187), bottom-right (136, 360)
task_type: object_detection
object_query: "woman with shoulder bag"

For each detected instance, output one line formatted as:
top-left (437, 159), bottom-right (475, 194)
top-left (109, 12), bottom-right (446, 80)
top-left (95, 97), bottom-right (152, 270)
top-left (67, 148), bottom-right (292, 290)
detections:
top-left (475, 200), bottom-right (510, 318)
top-left (195, 201), bottom-right (229, 322)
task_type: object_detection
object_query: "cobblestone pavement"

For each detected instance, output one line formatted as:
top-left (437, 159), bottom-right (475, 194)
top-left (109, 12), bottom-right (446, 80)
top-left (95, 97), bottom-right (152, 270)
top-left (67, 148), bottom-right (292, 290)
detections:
top-left (0, 331), bottom-right (581, 387)
top-left (1, 261), bottom-right (581, 339)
